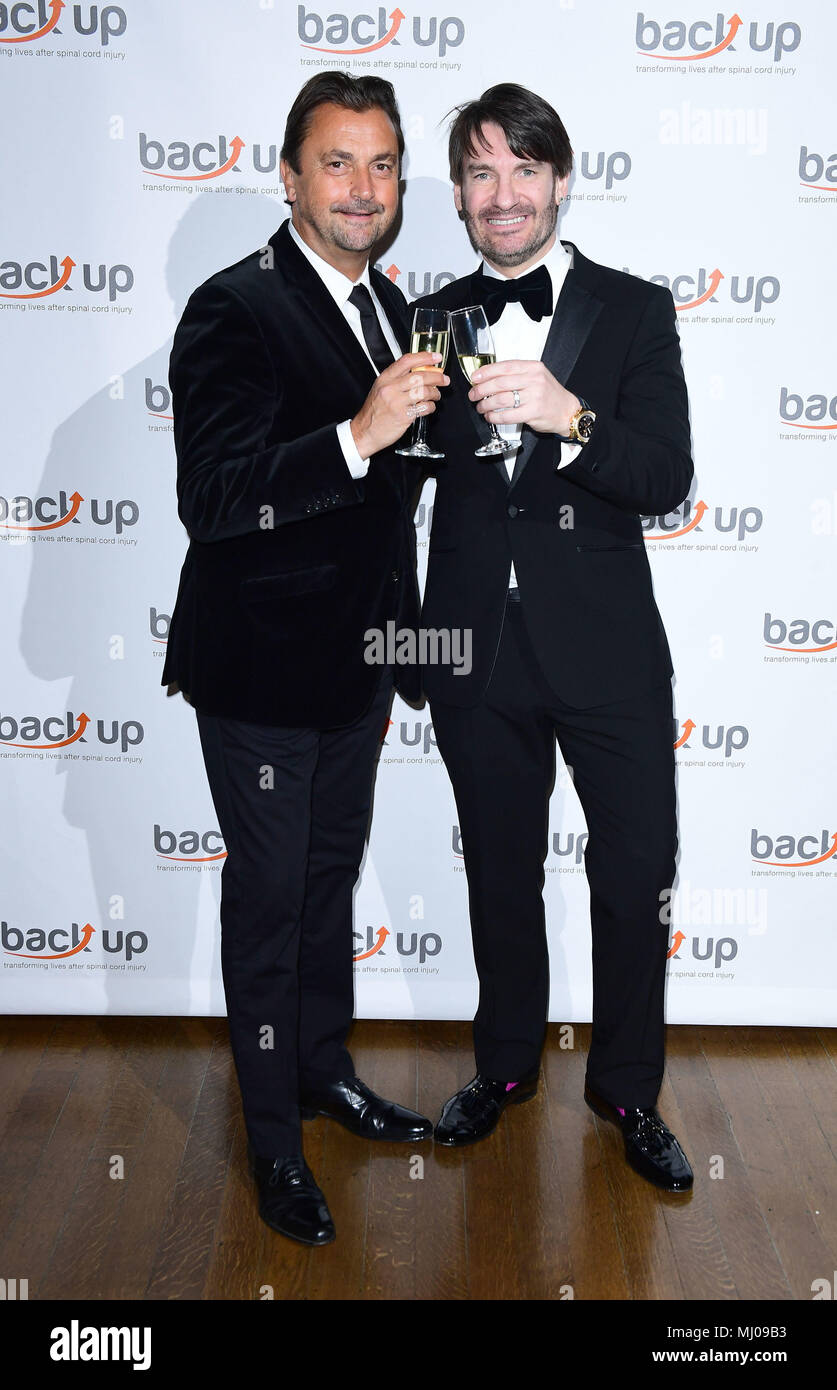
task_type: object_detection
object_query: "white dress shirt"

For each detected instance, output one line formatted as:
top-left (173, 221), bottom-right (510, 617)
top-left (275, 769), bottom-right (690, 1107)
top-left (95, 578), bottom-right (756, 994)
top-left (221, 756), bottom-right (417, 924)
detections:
top-left (481, 237), bottom-right (581, 587)
top-left (287, 219), bottom-right (401, 478)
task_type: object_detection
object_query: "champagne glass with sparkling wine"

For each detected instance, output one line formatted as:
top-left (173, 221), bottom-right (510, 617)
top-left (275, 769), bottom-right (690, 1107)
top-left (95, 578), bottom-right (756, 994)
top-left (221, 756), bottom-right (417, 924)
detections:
top-left (395, 306), bottom-right (450, 458)
top-left (449, 304), bottom-right (519, 456)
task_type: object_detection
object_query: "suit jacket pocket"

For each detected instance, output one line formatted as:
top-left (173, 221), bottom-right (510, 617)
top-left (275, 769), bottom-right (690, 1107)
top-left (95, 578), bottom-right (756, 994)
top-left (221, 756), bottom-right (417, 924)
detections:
top-left (240, 563), bottom-right (339, 600)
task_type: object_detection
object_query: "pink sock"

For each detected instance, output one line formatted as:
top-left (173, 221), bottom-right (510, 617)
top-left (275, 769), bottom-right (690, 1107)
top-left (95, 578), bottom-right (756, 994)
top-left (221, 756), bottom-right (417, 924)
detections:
top-left (617, 1106), bottom-right (625, 1115)
top-left (505, 1082), bottom-right (519, 1092)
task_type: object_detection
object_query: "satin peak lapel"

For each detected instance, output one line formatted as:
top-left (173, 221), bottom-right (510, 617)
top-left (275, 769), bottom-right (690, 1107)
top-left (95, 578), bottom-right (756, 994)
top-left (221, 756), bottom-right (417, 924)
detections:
top-left (508, 274), bottom-right (603, 490)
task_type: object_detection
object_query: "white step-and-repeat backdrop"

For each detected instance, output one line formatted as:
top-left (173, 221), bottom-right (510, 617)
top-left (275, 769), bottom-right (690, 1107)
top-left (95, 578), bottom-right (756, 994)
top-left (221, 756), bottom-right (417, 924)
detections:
top-left (2, 1), bottom-right (834, 1024)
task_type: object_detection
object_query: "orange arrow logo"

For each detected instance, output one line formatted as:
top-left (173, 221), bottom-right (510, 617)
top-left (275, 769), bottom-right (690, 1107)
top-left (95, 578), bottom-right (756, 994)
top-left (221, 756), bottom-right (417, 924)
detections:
top-left (305, 6), bottom-right (405, 53)
top-left (0, 0), bottom-right (64, 43)
top-left (645, 499), bottom-right (707, 540)
top-left (757, 832), bottom-right (837, 868)
top-left (674, 719), bottom-right (696, 749)
top-left (667, 930), bottom-right (686, 958)
top-left (0, 256), bottom-right (75, 299)
top-left (799, 183), bottom-right (837, 193)
top-left (642, 12), bottom-right (742, 61)
top-left (5, 712), bottom-right (90, 749)
top-left (784, 421), bottom-right (837, 430)
top-left (676, 269), bottom-right (724, 311)
top-left (384, 264), bottom-right (400, 282)
top-left (354, 926), bottom-right (390, 960)
top-left (157, 850), bottom-right (227, 862)
top-left (0, 490), bottom-right (83, 531)
top-left (770, 639), bottom-right (837, 653)
top-left (11, 922), bottom-right (95, 959)
top-left (147, 137), bottom-right (246, 181)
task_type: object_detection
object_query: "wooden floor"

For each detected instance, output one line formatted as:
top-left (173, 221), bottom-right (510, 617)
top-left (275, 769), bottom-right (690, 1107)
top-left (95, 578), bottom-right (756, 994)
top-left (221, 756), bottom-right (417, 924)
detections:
top-left (0, 1016), bottom-right (835, 1301)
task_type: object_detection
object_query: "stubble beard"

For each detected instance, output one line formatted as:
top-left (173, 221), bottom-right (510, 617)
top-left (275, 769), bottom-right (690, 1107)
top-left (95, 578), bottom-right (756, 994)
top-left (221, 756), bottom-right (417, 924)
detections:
top-left (462, 197), bottom-right (559, 270)
top-left (301, 198), bottom-right (394, 257)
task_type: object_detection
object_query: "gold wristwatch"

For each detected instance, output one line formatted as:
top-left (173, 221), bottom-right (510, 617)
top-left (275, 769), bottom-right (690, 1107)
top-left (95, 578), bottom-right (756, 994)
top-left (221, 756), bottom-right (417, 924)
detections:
top-left (567, 397), bottom-right (596, 444)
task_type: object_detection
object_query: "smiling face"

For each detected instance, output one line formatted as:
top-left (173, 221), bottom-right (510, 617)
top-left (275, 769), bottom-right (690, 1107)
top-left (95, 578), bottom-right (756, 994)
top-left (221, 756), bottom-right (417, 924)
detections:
top-left (280, 101), bottom-right (400, 276)
top-left (454, 120), bottom-right (568, 276)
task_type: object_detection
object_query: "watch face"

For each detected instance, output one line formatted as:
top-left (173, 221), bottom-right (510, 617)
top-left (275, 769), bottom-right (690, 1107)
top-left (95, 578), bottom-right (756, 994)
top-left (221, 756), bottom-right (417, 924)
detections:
top-left (577, 411), bottom-right (595, 441)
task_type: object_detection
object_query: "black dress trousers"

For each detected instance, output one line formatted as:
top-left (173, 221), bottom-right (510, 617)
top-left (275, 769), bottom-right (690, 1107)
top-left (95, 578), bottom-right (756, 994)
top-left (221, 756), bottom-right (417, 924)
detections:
top-left (430, 598), bottom-right (677, 1110)
top-left (195, 671), bottom-right (393, 1158)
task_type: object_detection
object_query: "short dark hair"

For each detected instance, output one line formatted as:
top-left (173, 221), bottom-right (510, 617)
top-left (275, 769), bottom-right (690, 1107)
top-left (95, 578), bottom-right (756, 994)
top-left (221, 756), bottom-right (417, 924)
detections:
top-left (281, 71), bottom-right (405, 173)
top-left (447, 83), bottom-right (573, 185)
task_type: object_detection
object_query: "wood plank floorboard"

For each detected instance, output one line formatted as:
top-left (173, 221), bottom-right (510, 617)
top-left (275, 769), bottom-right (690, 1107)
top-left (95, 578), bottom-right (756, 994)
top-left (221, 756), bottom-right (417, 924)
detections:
top-left (1, 1017), bottom-right (834, 1302)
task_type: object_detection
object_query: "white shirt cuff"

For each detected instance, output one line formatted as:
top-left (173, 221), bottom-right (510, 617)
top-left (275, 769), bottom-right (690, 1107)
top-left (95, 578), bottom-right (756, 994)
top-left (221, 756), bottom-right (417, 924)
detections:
top-left (557, 439), bottom-right (582, 469)
top-left (337, 419), bottom-right (370, 478)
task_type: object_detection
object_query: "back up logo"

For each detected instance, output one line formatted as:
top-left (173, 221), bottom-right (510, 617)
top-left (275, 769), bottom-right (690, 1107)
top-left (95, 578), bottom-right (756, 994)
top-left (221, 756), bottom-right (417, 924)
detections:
top-left (751, 828), bottom-right (837, 867)
top-left (635, 12), bottom-right (801, 64)
top-left (643, 267), bottom-right (779, 314)
top-left (0, 3), bottom-right (127, 46)
top-left (297, 6), bottom-right (465, 57)
top-left (353, 925), bottom-right (441, 963)
top-left (0, 255), bottom-right (132, 303)
top-left (763, 614), bottom-right (837, 653)
top-left (642, 500), bottom-right (762, 542)
top-left (799, 147), bottom-right (837, 193)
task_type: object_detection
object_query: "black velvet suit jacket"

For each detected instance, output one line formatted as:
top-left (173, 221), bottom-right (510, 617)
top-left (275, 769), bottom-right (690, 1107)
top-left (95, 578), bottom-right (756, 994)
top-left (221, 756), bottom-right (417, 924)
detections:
top-left (417, 241), bottom-right (694, 708)
top-left (162, 219), bottom-right (421, 727)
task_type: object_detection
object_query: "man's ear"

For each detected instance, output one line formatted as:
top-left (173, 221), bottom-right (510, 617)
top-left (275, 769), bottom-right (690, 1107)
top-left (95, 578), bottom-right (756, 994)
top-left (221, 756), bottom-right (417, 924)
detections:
top-left (280, 158), bottom-right (297, 203)
top-left (453, 183), bottom-right (463, 214)
top-left (555, 172), bottom-right (569, 204)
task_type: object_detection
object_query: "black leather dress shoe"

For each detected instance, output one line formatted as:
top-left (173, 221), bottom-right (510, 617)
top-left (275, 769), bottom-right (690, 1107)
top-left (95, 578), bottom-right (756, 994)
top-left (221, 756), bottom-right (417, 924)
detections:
top-left (248, 1152), bottom-right (336, 1244)
top-left (434, 1070), bottom-right (539, 1146)
top-left (300, 1076), bottom-right (433, 1141)
top-left (584, 1084), bottom-right (693, 1192)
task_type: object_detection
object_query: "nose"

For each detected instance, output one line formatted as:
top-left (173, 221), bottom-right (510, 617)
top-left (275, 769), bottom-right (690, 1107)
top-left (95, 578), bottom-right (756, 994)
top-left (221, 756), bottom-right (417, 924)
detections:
top-left (493, 170), bottom-right (517, 208)
top-left (349, 165), bottom-right (374, 203)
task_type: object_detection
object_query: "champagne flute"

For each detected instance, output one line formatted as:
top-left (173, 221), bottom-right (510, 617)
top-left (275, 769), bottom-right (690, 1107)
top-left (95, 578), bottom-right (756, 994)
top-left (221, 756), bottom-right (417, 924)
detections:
top-left (395, 306), bottom-right (450, 458)
top-left (449, 304), bottom-right (520, 457)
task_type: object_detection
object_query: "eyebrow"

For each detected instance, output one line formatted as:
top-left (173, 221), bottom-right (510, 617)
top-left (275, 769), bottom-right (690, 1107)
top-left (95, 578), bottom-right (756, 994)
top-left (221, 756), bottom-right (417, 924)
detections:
top-left (320, 148), bottom-right (397, 162)
top-left (465, 158), bottom-right (542, 172)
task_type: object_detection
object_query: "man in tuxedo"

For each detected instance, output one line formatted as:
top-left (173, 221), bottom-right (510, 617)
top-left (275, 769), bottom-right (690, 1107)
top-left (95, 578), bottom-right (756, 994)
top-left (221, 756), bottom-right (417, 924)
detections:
top-left (162, 73), bottom-right (448, 1244)
top-left (418, 84), bottom-right (694, 1191)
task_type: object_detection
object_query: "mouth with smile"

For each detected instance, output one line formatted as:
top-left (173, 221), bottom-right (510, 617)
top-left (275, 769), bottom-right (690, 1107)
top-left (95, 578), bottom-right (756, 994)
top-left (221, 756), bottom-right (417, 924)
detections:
top-left (334, 205), bottom-right (381, 222)
top-left (483, 211), bottom-right (530, 232)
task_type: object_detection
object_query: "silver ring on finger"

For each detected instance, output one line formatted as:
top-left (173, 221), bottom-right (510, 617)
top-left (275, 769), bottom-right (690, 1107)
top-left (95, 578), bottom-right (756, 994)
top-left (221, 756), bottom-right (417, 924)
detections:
top-left (512, 388), bottom-right (521, 409)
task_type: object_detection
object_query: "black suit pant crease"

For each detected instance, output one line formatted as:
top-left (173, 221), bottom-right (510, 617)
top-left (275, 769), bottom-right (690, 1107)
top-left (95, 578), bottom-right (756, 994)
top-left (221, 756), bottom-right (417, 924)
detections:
top-left (430, 599), bottom-right (677, 1110)
top-left (195, 673), bottom-right (393, 1158)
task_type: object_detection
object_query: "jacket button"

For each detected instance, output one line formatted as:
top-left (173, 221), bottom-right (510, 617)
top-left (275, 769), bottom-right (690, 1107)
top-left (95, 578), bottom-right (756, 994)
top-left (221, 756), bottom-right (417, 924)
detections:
top-left (392, 569), bottom-right (400, 581)
top-left (507, 504), bottom-right (518, 518)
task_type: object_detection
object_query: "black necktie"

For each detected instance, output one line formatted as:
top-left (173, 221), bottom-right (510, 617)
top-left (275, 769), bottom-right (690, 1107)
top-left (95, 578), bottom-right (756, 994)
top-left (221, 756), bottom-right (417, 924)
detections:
top-left (475, 263), bottom-right (553, 325)
top-left (348, 283), bottom-right (395, 373)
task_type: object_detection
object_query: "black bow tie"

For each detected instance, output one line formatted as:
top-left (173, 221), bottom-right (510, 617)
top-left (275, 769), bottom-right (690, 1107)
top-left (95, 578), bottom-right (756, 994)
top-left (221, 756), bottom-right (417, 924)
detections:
top-left (475, 263), bottom-right (553, 325)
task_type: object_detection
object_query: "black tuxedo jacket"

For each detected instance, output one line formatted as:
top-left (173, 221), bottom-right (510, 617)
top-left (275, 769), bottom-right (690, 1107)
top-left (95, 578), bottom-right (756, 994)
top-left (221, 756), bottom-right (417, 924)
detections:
top-left (416, 241), bottom-right (694, 708)
top-left (162, 219), bottom-right (421, 727)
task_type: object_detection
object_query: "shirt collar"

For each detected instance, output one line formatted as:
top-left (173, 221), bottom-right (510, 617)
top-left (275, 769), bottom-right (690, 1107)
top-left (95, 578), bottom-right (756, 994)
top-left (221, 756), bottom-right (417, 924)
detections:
top-left (287, 217), bottom-right (372, 307)
top-left (482, 236), bottom-right (573, 297)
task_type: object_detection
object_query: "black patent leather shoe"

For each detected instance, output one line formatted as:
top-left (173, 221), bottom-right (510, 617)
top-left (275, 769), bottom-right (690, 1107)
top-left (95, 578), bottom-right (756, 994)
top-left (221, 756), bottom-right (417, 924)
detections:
top-left (584, 1084), bottom-right (693, 1192)
top-left (248, 1152), bottom-right (336, 1244)
top-left (300, 1075), bottom-right (433, 1142)
top-left (434, 1070), bottom-right (539, 1146)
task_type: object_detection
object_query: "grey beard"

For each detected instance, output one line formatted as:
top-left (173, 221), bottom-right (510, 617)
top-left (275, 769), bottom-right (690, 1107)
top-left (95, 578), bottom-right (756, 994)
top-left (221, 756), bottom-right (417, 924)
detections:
top-left (462, 204), bottom-right (558, 267)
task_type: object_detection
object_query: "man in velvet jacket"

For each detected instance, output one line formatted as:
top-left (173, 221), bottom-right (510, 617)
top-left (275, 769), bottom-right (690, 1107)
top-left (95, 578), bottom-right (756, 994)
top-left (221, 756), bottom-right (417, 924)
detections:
top-left (417, 85), bottom-right (695, 1192)
top-left (162, 73), bottom-right (447, 1245)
